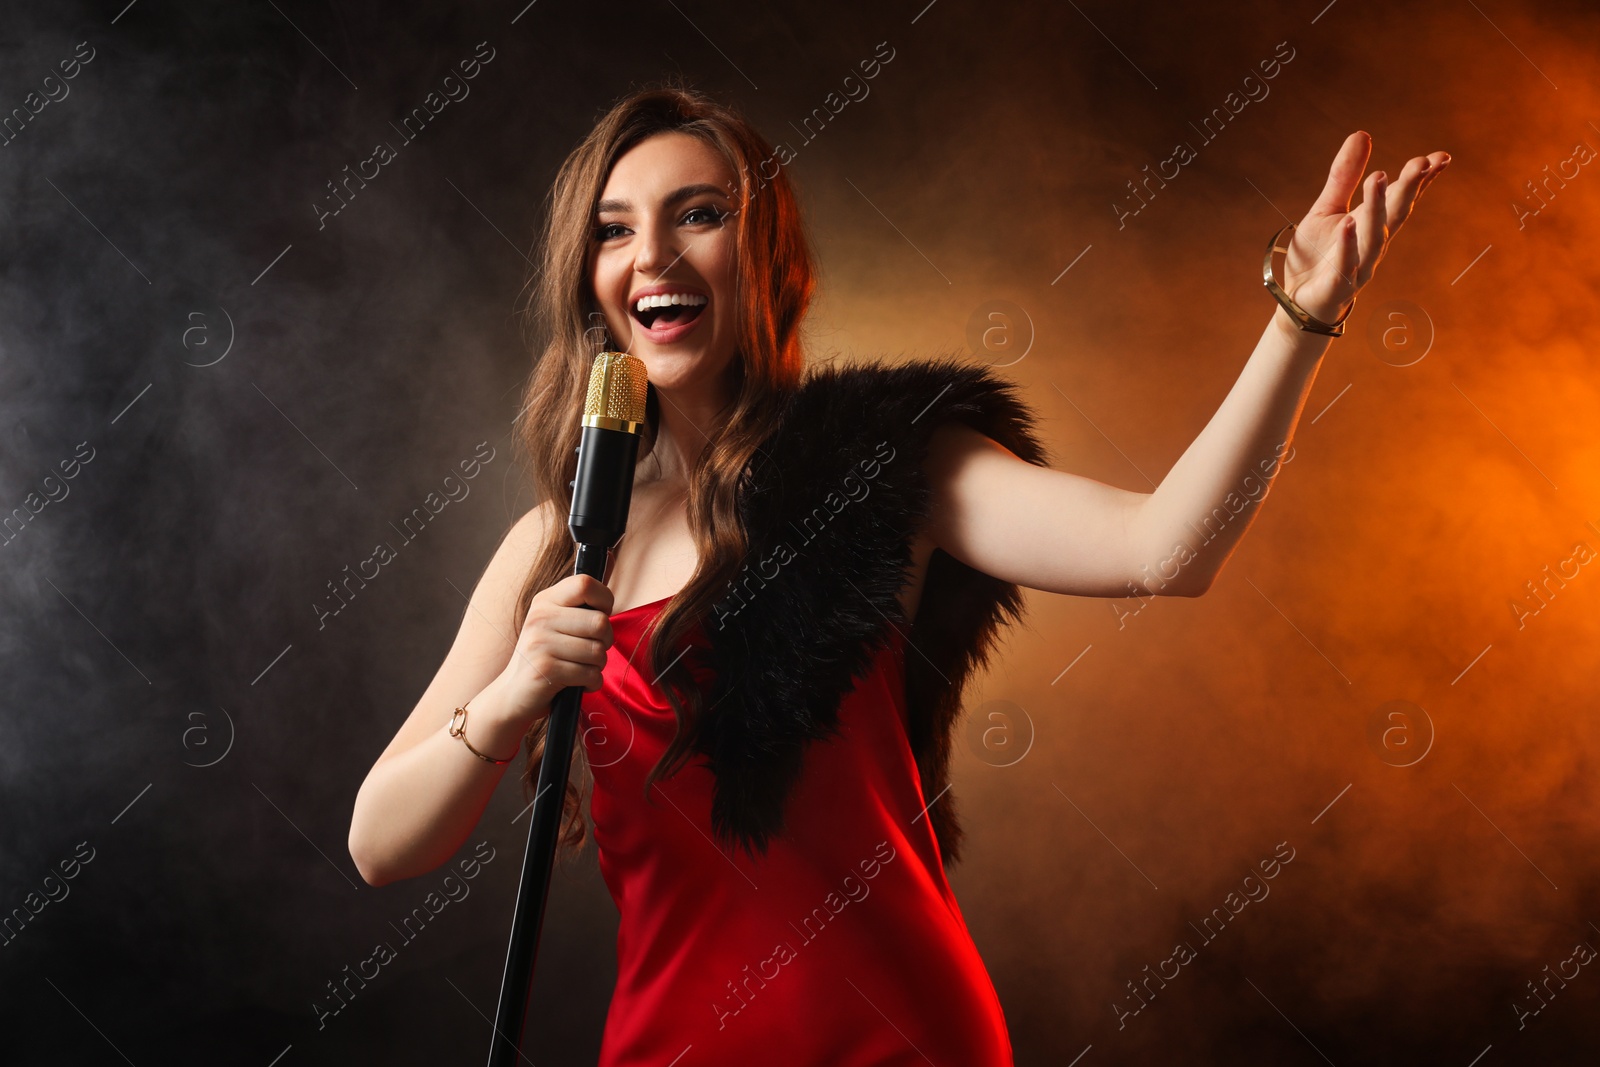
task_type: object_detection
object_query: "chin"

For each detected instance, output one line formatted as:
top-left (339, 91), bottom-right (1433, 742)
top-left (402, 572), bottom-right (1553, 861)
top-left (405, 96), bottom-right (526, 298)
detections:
top-left (634, 342), bottom-right (732, 378)
top-left (631, 349), bottom-right (696, 384)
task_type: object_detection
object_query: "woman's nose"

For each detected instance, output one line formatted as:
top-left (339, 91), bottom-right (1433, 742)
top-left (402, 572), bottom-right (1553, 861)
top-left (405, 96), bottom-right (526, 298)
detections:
top-left (634, 220), bottom-right (683, 277)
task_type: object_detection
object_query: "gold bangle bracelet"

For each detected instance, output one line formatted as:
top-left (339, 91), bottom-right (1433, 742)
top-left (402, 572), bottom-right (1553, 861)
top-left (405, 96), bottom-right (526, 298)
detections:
top-left (1263, 221), bottom-right (1354, 338)
top-left (449, 705), bottom-right (516, 764)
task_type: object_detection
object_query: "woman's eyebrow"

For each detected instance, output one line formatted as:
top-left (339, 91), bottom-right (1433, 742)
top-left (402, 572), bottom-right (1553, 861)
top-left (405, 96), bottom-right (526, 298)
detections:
top-left (595, 182), bottom-right (730, 215)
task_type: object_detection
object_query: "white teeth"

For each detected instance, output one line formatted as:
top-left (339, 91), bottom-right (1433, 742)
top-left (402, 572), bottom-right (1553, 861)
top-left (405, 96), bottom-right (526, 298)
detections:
top-left (634, 292), bottom-right (708, 314)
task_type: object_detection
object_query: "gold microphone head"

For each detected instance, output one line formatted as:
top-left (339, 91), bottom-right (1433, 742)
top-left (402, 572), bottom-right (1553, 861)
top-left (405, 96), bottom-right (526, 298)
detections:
top-left (581, 351), bottom-right (648, 433)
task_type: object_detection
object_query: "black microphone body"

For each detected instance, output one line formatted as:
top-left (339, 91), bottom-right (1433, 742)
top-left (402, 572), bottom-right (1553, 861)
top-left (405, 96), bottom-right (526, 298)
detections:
top-left (569, 419), bottom-right (642, 548)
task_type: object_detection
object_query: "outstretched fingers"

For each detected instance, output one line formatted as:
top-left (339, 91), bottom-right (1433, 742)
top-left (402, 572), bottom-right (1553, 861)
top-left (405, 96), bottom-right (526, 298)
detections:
top-left (1309, 130), bottom-right (1374, 218)
top-left (1385, 151), bottom-right (1452, 231)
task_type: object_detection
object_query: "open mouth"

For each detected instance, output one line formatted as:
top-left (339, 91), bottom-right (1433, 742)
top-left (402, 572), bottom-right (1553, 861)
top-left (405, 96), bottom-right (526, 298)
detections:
top-left (631, 293), bottom-right (708, 335)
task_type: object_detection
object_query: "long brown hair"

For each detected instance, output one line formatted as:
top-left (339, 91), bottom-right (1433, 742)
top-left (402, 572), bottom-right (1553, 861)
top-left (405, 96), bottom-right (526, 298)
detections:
top-left (510, 83), bottom-right (817, 863)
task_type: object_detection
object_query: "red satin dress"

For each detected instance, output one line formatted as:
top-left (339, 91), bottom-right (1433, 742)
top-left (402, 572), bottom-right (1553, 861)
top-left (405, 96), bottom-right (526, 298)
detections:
top-left (579, 595), bottom-right (1014, 1067)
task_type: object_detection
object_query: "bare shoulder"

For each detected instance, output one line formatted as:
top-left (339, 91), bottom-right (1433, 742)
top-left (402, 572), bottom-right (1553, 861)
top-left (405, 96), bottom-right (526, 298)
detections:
top-left (898, 424), bottom-right (984, 621)
top-left (370, 499), bottom-right (555, 767)
top-left (467, 502), bottom-right (560, 652)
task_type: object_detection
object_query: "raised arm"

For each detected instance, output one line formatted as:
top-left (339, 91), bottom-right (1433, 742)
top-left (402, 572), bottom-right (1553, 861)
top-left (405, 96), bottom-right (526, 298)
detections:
top-left (347, 504), bottom-right (549, 886)
top-left (926, 131), bottom-right (1450, 600)
top-left (348, 500), bottom-right (617, 886)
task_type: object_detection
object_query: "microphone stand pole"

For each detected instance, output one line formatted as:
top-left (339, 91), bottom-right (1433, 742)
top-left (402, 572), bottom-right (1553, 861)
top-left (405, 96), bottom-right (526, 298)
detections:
top-left (487, 353), bottom-right (646, 1066)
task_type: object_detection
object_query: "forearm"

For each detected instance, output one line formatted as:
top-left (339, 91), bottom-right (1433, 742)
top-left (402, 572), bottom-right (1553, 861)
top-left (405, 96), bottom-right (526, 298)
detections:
top-left (348, 678), bottom-right (534, 886)
top-left (1131, 304), bottom-right (1335, 595)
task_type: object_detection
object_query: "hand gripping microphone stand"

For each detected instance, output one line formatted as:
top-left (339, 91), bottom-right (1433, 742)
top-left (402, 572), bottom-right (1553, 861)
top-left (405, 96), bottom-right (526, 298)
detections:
top-left (487, 351), bottom-right (648, 1065)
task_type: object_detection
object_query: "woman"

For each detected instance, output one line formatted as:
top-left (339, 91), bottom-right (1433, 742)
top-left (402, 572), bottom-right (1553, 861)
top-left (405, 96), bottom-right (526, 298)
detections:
top-left (349, 86), bottom-right (1447, 1064)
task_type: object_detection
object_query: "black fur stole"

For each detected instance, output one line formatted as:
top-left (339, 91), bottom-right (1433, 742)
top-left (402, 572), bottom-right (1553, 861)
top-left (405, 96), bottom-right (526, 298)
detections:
top-left (695, 356), bottom-right (1049, 869)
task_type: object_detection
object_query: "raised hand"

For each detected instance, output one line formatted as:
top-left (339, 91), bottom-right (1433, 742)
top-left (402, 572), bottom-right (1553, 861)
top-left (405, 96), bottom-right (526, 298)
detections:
top-left (1277, 130), bottom-right (1451, 326)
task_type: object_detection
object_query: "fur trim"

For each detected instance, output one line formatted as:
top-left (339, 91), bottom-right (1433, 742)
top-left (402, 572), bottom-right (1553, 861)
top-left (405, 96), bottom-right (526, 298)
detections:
top-left (696, 356), bottom-right (1049, 868)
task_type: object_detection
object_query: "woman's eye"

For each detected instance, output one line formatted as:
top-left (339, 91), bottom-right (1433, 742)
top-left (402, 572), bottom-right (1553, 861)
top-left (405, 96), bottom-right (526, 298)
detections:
top-left (594, 222), bottom-right (627, 240)
top-left (683, 205), bottom-right (725, 225)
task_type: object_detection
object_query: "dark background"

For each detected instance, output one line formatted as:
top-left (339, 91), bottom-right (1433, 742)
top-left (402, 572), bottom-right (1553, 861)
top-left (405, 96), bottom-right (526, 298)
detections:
top-left (4, 0), bottom-right (1600, 1063)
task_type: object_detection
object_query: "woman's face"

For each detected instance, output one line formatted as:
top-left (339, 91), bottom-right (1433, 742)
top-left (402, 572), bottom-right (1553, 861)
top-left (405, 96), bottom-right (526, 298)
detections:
top-left (589, 131), bottom-right (740, 393)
